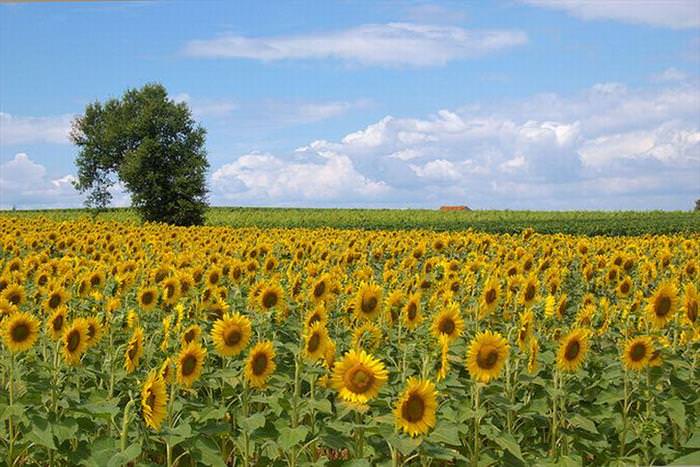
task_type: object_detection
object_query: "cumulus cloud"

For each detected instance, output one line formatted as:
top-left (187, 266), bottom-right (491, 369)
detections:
top-left (210, 81), bottom-right (700, 209)
top-left (0, 112), bottom-right (73, 145)
top-left (521, 0), bottom-right (700, 29)
top-left (183, 23), bottom-right (528, 66)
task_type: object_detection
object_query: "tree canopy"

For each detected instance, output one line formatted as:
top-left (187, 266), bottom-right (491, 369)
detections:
top-left (71, 83), bottom-right (209, 225)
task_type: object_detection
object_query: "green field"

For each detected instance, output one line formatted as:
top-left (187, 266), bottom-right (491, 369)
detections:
top-left (2, 207), bottom-right (699, 235)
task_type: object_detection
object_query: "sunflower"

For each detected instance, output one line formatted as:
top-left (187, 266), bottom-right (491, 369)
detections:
top-left (394, 378), bottom-right (438, 437)
top-left (354, 283), bottom-right (383, 321)
top-left (141, 370), bottom-right (168, 431)
top-left (2, 284), bottom-right (25, 307)
top-left (351, 321), bottom-right (382, 352)
top-left (402, 292), bottom-right (422, 330)
top-left (2, 310), bottom-right (40, 352)
top-left (527, 337), bottom-right (539, 374)
top-left (258, 283), bottom-right (284, 312)
top-left (645, 282), bottom-right (678, 328)
top-left (137, 286), bottom-right (158, 312)
top-left (304, 321), bottom-right (329, 361)
top-left (244, 341), bottom-right (276, 389)
top-left (479, 276), bottom-right (501, 318)
top-left (177, 341), bottom-right (207, 387)
top-left (616, 276), bottom-right (633, 299)
top-left (332, 349), bottom-right (388, 404)
top-left (125, 326), bottom-right (144, 374)
top-left (517, 309), bottom-right (535, 351)
top-left (161, 277), bottom-right (181, 306)
top-left (621, 336), bottom-right (652, 371)
top-left (62, 318), bottom-right (89, 365)
top-left (47, 307), bottom-right (67, 340)
top-left (556, 328), bottom-right (589, 372)
top-left (160, 357), bottom-right (174, 384)
top-left (436, 334), bottom-right (450, 381)
top-left (682, 283), bottom-right (698, 326)
top-left (43, 287), bottom-right (70, 314)
top-left (431, 303), bottom-right (464, 343)
top-left (211, 312), bottom-right (252, 357)
top-left (305, 305), bottom-right (328, 329)
top-left (182, 324), bottom-right (202, 345)
top-left (519, 275), bottom-right (538, 308)
top-left (85, 315), bottom-right (103, 347)
top-left (466, 330), bottom-right (509, 383)
top-left (310, 274), bottom-right (331, 304)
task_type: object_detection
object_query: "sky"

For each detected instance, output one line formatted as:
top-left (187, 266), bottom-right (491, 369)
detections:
top-left (0, 0), bottom-right (699, 210)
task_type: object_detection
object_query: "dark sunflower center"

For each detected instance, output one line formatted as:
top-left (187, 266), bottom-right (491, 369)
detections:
top-left (688, 301), bottom-right (698, 323)
top-left (181, 354), bottom-right (197, 376)
top-left (128, 342), bottom-right (139, 360)
top-left (48, 293), bottom-right (62, 309)
top-left (142, 291), bottom-right (154, 306)
top-left (90, 275), bottom-right (101, 287)
top-left (485, 288), bottom-right (497, 305)
top-left (348, 366), bottom-right (373, 393)
top-left (87, 324), bottom-right (96, 339)
top-left (252, 353), bottom-right (268, 376)
top-left (629, 342), bottom-right (647, 362)
top-left (11, 323), bottom-right (29, 342)
top-left (8, 292), bottom-right (21, 305)
top-left (564, 340), bottom-right (580, 361)
top-left (407, 302), bottom-right (417, 320)
top-left (439, 318), bottom-right (455, 335)
top-left (146, 391), bottom-right (156, 410)
top-left (67, 330), bottom-right (81, 352)
top-left (307, 333), bottom-right (321, 353)
top-left (262, 291), bottom-right (278, 308)
top-left (620, 282), bottom-right (630, 294)
top-left (224, 328), bottom-right (241, 347)
top-left (402, 393), bottom-right (426, 422)
top-left (655, 296), bottom-right (671, 317)
top-left (308, 313), bottom-right (321, 326)
top-left (477, 348), bottom-right (499, 370)
top-left (166, 284), bottom-right (175, 299)
top-left (209, 272), bottom-right (219, 285)
top-left (52, 314), bottom-right (64, 331)
top-left (184, 330), bottom-right (196, 343)
top-left (314, 281), bottom-right (326, 298)
top-left (524, 285), bottom-right (536, 301)
top-left (361, 295), bottom-right (378, 314)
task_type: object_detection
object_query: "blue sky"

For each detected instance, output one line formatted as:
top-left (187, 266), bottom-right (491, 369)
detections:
top-left (1, 0), bottom-right (699, 210)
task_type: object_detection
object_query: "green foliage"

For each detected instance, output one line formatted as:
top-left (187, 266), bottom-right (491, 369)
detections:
top-left (71, 83), bottom-right (209, 225)
top-left (5, 207), bottom-right (700, 235)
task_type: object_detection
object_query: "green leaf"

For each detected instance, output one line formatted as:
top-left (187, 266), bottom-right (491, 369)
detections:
top-left (671, 450), bottom-right (700, 465)
top-left (387, 434), bottom-right (422, 456)
top-left (664, 398), bottom-right (686, 430)
top-left (308, 398), bottom-right (333, 414)
top-left (193, 438), bottom-right (227, 467)
top-left (428, 422), bottom-right (462, 446)
top-left (53, 417), bottom-right (79, 443)
top-left (492, 433), bottom-right (524, 462)
top-left (28, 416), bottom-right (56, 449)
top-left (161, 422), bottom-right (192, 447)
top-left (569, 415), bottom-right (598, 434)
top-left (277, 426), bottom-right (309, 450)
top-left (107, 443), bottom-right (142, 467)
top-left (239, 412), bottom-right (265, 433)
top-left (194, 405), bottom-right (227, 423)
top-left (685, 433), bottom-right (700, 449)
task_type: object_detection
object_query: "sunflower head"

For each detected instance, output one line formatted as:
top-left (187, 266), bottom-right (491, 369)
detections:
top-left (141, 370), bottom-right (168, 431)
top-left (304, 321), bottom-right (329, 361)
top-left (47, 307), bottom-right (67, 340)
top-left (331, 349), bottom-right (388, 404)
top-left (2, 310), bottom-right (40, 353)
top-left (354, 283), bottom-right (383, 321)
top-left (138, 286), bottom-right (158, 311)
top-left (556, 328), bottom-right (590, 372)
top-left (211, 312), bottom-right (252, 357)
top-left (646, 282), bottom-right (678, 329)
top-left (466, 330), bottom-right (509, 383)
top-left (244, 341), bottom-right (276, 389)
top-left (177, 341), bottom-right (207, 388)
top-left (63, 318), bottom-right (90, 365)
top-left (394, 378), bottom-right (438, 437)
top-left (124, 326), bottom-right (144, 373)
top-left (622, 335), bottom-right (652, 371)
top-left (431, 303), bottom-right (464, 343)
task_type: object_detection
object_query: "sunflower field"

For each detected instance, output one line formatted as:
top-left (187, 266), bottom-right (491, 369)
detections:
top-left (0, 216), bottom-right (698, 466)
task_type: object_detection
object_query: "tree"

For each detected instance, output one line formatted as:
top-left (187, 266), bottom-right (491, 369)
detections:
top-left (696, 199), bottom-right (700, 212)
top-left (71, 83), bottom-right (209, 225)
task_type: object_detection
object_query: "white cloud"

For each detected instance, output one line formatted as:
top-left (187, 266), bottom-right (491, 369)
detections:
top-left (210, 80), bottom-right (700, 209)
top-left (651, 67), bottom-right (688, 82)
top-left (0, 153), bottom-right (79, 208)
top-left (183, 23), bottom-right (528, 66)
top-left (0, 112), bottom-right (73, 145)
top-left (173, 93), bottom-right (237, 119)
top-left (521, 0), bottom-right (700, 29)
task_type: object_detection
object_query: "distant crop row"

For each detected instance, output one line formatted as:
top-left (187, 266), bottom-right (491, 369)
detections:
top-left (2, 207), bottom-right (699, 236)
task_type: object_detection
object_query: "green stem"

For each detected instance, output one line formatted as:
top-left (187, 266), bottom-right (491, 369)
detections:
top-left (619, 369), bottom-right (629, 458)
top-left (473, 383), bottom-right (481, 467)
top-left (355, 411), bottom-right (365, 458)
top-left (550, 368), bottom-right (559, 459)
top-left (242, 379), bottom-right (250, 467)
top-left (7, 353), bottom-right (15, 467)
top-left (120, 398), bottom-right (136, 453)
